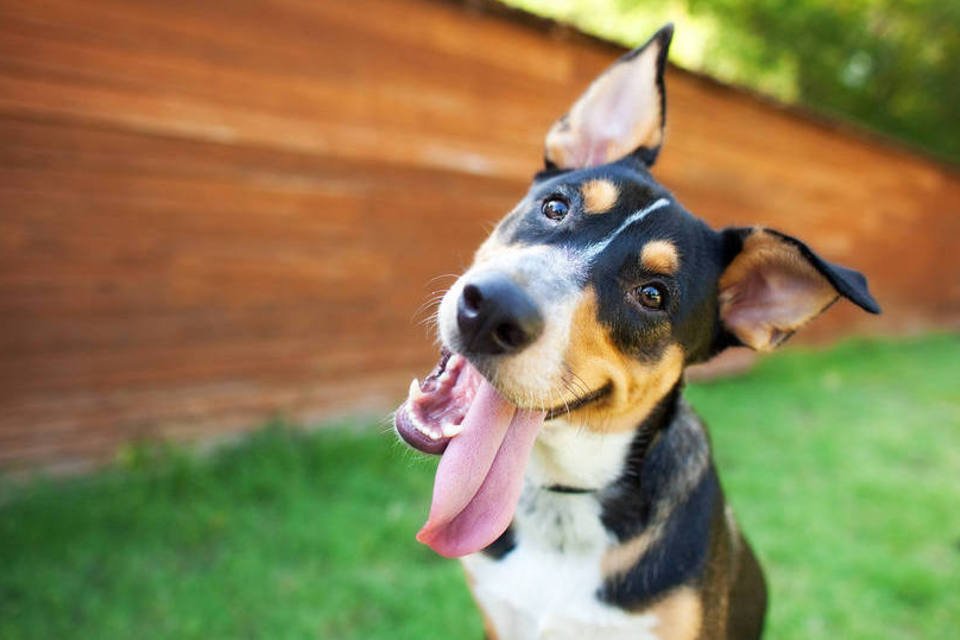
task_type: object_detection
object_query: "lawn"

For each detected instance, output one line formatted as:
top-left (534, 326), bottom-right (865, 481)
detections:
top-left (1, 335), bottom-right (958, 639)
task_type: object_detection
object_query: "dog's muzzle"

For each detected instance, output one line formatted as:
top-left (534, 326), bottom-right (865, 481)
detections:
top-left (456, 272), bottom-right (544, 356)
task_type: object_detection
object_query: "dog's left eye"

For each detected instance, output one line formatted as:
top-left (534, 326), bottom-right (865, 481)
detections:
top-left (541, 196), bottom-right (570, 221)
top-left (634, 284), bottom-right (666, 310)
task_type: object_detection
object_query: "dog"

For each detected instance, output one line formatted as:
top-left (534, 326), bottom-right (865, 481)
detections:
top-left (394, 24), bottom-right (879, 640)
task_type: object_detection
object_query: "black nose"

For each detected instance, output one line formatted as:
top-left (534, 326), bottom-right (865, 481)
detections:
top-left (456, 273), bottom-right (544, 355)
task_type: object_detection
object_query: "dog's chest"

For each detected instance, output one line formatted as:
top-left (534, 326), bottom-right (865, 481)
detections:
top-left (462, 492), bottom-right (663, 640)
top-left (462, 423), bottom-right (668, 640)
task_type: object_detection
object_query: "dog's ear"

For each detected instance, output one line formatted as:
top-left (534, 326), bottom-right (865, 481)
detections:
top-left (718, 227), bottom-right (881, 351)
top-left (544, 24), bottom-right (673, 170)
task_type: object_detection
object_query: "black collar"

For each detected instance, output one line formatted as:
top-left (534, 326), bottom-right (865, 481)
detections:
top-left (543, 484), bottom-right (597, 495)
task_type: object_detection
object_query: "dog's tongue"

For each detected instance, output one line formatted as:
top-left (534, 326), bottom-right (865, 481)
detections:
top-left (417, 377), bottom-right (545, 557)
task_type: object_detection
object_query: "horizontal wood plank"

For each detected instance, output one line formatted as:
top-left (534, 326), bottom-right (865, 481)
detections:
top-left (0, 0), bottom-right (956, 472)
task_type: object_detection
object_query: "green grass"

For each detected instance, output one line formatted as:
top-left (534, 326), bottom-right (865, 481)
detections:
top-left (1, 335), bottom-right (958, 639)
top-left (688, 335), bottom-right (960, 638)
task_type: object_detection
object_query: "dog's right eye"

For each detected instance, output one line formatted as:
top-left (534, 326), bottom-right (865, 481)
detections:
top-left (634, 284), bottom-right (667, 310)
top-left (541, 196), bottom-right (570, 221)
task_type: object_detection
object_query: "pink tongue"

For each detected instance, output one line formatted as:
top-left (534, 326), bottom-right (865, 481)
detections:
top-left (416, 378), bottom-right (545, 558)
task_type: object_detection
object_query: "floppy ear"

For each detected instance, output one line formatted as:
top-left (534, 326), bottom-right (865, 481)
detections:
top-left (544, 24), bottom-right (673, 170)
top-left (718, 227), bottom-right (881, 351)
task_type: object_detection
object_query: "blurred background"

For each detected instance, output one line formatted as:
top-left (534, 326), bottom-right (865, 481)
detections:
top-left (0, 0), bottom-right (957, 638)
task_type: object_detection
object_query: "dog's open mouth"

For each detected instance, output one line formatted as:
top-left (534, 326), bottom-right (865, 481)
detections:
top-left (394, 348), bottom-right (609, 558)
top-left (394, 348), bottom-right (544, 557)
top-left (394, 349), bottom-right (479, 455)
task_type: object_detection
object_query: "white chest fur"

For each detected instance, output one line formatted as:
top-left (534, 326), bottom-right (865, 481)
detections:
top-left (462, 495), bottom-right (665, 640)
top-left (462, 420), bottom-right (666, 640)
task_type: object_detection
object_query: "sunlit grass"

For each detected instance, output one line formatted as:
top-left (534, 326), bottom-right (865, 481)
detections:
top-left (1, 335), bottom-right (957, 639)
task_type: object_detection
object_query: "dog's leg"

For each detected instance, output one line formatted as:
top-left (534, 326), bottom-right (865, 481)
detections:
top-left (726, 536), bottom-right (767, 639)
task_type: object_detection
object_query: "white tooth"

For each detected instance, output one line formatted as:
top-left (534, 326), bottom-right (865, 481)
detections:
top-left (440, 422), bottom-right (464, 438)
top-left (410, 413), bottom-right (426, 431)
top-left (410, 415), bottom-right (439, 440)
top-left (409, 378), bottom-right (422, 400)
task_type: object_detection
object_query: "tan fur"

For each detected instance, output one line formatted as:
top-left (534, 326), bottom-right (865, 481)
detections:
top-left (581, 179), bottom-right (619, 214)
top-left (640, 239), bottom-right (680, 274)
top-left (719, 229), bottom-right (838, 351)
top-left (601, 526), bottom-right (663, 578)
top-left (562, 287), bottom-right (684, 433)
top-left (644, 587), bottom-right (704, 640)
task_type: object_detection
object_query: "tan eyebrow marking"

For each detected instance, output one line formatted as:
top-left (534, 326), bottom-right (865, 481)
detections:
top-left (581, 179), bottom-right (619, 214)
top-left (641, 239), bottom-right (680, 274)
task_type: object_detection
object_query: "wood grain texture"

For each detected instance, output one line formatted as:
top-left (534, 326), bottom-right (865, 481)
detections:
top-left (0, 0), bottom-right (957, 472)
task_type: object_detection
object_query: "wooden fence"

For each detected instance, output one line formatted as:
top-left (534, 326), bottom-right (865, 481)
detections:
top-left (1, 0), bottom-right (957, 472)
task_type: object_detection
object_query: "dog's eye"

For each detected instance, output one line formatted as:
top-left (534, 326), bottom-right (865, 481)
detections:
top-left (541, 196), bottom-right (569, 221)
top-left (635, 284), bottom-right (666, 310)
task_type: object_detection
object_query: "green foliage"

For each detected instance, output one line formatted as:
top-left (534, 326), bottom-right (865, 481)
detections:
top-left (1, 335), bottom-right (958, 639)
top-left (504, 0), bottom-right (959, 163)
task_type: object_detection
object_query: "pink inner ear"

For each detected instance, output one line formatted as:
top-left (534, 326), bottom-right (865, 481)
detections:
top-left (720, 234), bottom-right (839, 351)
top-left (545, 42), bottom-right (664, 169)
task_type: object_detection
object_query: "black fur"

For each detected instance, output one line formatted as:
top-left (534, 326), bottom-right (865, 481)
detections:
top-left (598, 384), bottom-right (681, 540)
top-left (599, 467), bottom-right (719, 609)
top-left (482, 524), bottom-right (516, 560)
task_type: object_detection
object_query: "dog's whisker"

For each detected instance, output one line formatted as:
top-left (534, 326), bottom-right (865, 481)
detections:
top-left (412, 297), bottom-right (446, 326)
top-left (414, 311), bottom-right (441, 328)
top-left (565, 368), bottom-right (592, 396)
top-left (413, 293), bottom-right (446, 314)
top-left (424, 273), bottom-right (459, 286)
top-left (557, 380), bottom-right (578, 418)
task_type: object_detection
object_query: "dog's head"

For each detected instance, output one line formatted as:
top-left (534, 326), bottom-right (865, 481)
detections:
top-left (395, 25), bottom-right (879, 558)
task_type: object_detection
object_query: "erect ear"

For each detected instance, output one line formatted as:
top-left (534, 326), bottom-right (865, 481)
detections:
top-left (718, 227), bottom-right (881, 352)
top-left (544, 24), bottom-right (673, 170)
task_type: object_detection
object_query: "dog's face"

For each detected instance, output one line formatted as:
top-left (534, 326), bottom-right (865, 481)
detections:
top-left (436, 160), bottom-right (722, 432)
top-left (395, 25), bottom-right (879, 558)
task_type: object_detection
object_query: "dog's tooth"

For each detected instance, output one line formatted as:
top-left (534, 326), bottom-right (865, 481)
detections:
top-left (440, 422), bottom-right (464, 438)
top-left (409, 412), bottom-right (443, 440)
top-left (409, 378), bottom-right (423, 400)
top-left (411, 415), bottom-right (433, 438)
top-left (409, 411), bottom-right (424, 428)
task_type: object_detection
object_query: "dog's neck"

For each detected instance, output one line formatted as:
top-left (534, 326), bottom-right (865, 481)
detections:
top-left (513, 386), bottom-right (711, 560)
top-left (528, 385), bottom-right (683, 494)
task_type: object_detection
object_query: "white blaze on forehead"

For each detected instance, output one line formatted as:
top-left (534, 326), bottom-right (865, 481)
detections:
top-left (503, 245), bottom-right (587, 295)
top-left (583, 197), bottom-right (671, 263)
